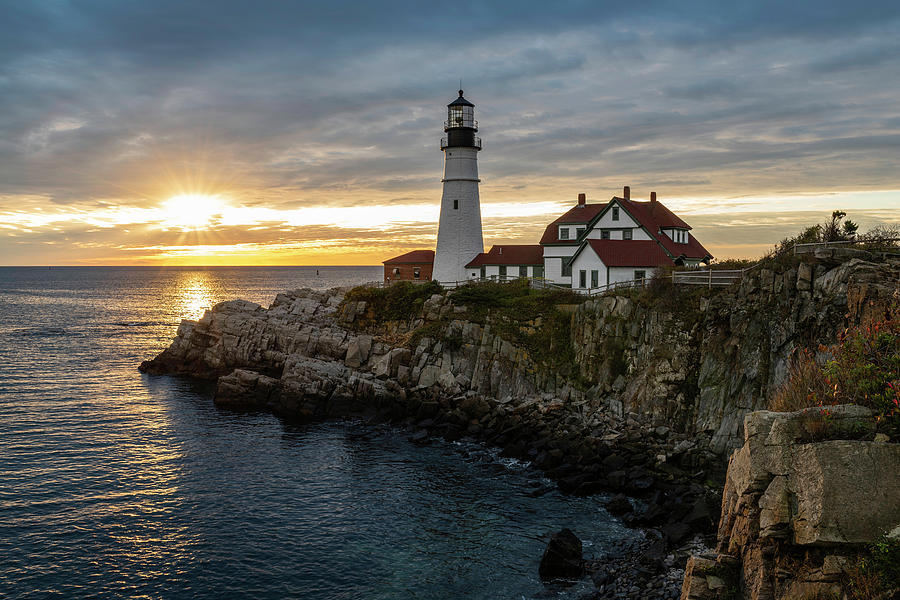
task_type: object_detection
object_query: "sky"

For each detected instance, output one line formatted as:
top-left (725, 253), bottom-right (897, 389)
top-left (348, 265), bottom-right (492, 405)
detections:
top-left (1, 1), bottom-right (899, 266)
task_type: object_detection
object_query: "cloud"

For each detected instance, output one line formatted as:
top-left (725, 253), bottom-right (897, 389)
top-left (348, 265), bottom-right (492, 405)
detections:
top-left (1, 1), bottom-right (899, 263)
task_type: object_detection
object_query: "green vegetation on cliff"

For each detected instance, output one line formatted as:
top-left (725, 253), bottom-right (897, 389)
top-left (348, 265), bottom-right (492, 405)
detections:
top-left (450, 279), bottom-right (589, 380)
top-left (343, 280), bottom-right (443, 323)
top-left (772, 312), bottom-right (900, 435)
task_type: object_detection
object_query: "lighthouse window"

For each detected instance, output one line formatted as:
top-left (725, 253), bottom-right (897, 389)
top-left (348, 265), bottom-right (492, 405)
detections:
top-left (453, 200), bottom-right (458, 210)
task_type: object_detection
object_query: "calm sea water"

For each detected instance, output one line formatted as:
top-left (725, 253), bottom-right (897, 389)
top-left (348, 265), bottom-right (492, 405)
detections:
top-left (0, 266), bottom-right (634, 599)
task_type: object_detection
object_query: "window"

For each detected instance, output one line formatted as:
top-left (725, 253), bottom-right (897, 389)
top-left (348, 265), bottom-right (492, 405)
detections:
top-left (601, 230), bottom-right (611, 240)
top-left (499, 265), bottom-right (507, 277)
top-left (634, 270), bottom-right (646, 282)
top-left (453, 200), bottom-right (458, 210)
top-left (393, 267), bottom-right (400, 275)
top-left (590, 270), bottom-right (598, 288)
top-left (575, 227), bottom-right (585, 238)
top-left (579, 270), bottom-right (587, 288)
top-left (612, 206), bottom-right (620, 221)
top-left (562, 260), bottom-right (572, 277)
top-left (480, 266), bottom-right (486, 278)
top-left (623, 229), bottom-right (632, 240)
top-left (519, 266), bottom-right (527, 278)
top-left (413, 267), bottom-right (421, 279)
top-left (559, 227), bottom-right (570, 240)
top-left (533, 265), bottom-right (543, 278)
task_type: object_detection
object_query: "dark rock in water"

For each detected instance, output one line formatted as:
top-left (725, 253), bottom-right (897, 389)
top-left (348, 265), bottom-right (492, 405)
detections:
top-left (604, 493), bottom-right (633, 516)
top-left (214, 369), bottom-right (280, 408)
top-left (408, 430), bottom-right (430, 445)
top-left (539, 528), bottom-right (583, 580)
top-left (661, 522), bottom-right (692, 546)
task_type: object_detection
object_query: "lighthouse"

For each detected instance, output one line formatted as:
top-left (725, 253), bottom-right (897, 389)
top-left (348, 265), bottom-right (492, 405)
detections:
top-left (432, 90), bottom-right (484, 284)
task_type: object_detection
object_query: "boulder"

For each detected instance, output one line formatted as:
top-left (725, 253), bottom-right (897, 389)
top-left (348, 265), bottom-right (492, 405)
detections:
top-left (214, 369), bottom-right (280, 408)
top-left (538, 528), bottom-right (584, 580)
top-left (790, 440), bottom-right (900, 545)
top-left (604, 493), bottom-right (632, 516)
top-left (344, 334), bottom-right (372, 368)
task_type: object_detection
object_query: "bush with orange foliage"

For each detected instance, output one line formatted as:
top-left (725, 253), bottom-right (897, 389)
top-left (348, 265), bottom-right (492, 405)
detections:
top-left (771, 314), bottom-right (899, 435)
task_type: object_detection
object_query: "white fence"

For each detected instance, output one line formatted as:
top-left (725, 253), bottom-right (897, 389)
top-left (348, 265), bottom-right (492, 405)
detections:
top-left (382, 268), bottom-right (750, 296)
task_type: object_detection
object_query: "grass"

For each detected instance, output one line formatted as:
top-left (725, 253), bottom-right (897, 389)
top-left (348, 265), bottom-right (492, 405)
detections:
top-left (342, 280), bottom-right (442, 325)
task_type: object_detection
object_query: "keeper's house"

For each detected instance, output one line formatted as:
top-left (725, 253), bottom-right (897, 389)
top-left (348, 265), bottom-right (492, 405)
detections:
top-left (538, 186), bottom-right (711, 291)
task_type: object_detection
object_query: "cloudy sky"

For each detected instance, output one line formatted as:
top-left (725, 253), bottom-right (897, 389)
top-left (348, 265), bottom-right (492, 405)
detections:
top-left (2, 1), bottom-right (899, 265)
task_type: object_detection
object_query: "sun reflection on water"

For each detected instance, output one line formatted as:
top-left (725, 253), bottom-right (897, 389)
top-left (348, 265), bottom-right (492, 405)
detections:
top-left (175, 272), bottom-right (215, 321)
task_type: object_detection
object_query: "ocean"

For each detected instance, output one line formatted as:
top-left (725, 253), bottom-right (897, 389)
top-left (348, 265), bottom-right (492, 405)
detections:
top-left (0, 266), bottom-right (634, 599)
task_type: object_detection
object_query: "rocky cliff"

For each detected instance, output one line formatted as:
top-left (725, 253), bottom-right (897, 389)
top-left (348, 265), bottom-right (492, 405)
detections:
top-left (680, 406), bottom-right (899, 600)
top-left (571, 252), bottom-right (898, 454)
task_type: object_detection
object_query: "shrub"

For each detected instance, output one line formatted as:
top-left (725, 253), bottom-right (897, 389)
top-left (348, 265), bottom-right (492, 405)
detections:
top-left (343, 280), bottom-right (442, 323)
top-left (770, 316), bottom-right (900, 435)
top-left (843, 536), bottom-right (900, 600)
top-left (770, 348), bottom-right (832, 412)
top-left (824, 319), bottom-right (900, 434)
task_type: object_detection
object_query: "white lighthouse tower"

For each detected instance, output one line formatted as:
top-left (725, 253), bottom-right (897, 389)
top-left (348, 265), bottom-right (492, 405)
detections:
top-left (432, 90), bottom-right (484, 284)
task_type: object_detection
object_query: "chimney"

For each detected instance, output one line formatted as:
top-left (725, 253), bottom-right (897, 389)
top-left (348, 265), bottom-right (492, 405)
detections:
top-left (650, 191), bottom-right (657, 204)
top-left (577, 193), bottom-right (586, 207)
top-left (623, 185), bottom-right (630, 200)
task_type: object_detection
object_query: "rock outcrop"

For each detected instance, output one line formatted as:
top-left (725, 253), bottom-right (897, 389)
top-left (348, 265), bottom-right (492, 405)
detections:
top-left (571, 256), bottom-right (899, 453)
top-left (539, 528), bottom-right (584, 580)
top-left (680, 406), bottom-right (900, 599)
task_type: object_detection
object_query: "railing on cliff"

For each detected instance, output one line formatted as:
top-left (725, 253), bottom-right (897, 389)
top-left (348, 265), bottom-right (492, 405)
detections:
top-left (793, 237), bottom-right (900, 255)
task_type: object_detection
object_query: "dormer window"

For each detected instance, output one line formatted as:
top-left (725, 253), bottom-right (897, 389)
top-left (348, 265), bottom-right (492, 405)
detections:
top-left (559, 227), bottom-right (570, 240)
top-left (612, 206), bottom-right (620, 221)
top-left (575, 227), bottom-right (585, 238)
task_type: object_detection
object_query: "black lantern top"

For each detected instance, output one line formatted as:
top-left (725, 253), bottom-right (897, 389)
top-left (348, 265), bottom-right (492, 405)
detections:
top-left (445, 90), bottom-right (477, 131)
top-left (448, 89), bottom-right (474, 108)
top-left (441, 90), bottom-right (481, 150)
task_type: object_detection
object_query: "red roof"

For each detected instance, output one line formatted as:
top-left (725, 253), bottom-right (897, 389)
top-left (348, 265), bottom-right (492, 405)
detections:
top-left (620, 198), bottom-right (691, 230)
top-left (465, 244), bottom-right (544, 267)
top-left (383, 249), bottom-right (434, 265)
top-left (539, 202), bottom-right (608, 244)
top-left (580, 239), bottom-right (675, 267)
top-left (618, 198), bottom-right (711, 260)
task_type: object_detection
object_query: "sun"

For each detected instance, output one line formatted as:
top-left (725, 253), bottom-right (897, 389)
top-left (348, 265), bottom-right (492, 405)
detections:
top-left (159, 194), bottom-right (229, 230)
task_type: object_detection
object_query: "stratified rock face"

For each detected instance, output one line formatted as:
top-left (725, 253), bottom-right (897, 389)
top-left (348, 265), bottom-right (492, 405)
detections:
top-left (572, 257), bottom-right (899, 453)
top-left (681, 406), bottom-right (900, 600)
top-left (539, 528), bottom-right (583, 580)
